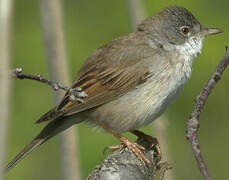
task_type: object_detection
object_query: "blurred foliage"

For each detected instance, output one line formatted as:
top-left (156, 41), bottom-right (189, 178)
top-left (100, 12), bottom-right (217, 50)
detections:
top-left (5, 0), bottom-right (229, 179)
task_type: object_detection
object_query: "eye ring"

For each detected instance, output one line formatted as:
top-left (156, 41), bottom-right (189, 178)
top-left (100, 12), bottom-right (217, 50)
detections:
top-left (180, 26), bottom-right (190, 35)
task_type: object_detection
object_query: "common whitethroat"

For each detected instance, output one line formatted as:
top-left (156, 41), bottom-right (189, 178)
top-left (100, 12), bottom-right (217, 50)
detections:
top-left (6, 5), bottom-right (222, 171)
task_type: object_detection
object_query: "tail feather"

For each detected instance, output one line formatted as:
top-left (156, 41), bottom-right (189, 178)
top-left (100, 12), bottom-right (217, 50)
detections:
top-left (5, 138), bottom-right (46, 173)
top-left (5, 114), bottom-right (78, 173)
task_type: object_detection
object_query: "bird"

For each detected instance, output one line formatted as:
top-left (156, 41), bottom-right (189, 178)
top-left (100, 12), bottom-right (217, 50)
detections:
top-left (5, 5), bottom-right (222, 172)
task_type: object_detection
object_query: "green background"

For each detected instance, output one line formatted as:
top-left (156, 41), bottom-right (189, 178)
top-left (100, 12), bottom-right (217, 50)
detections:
top-left (5, 0), bottom-right (229, 179)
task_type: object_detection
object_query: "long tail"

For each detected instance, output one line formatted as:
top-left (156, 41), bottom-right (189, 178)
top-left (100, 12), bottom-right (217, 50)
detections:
top-left (5, 114), bottom-right (78, 173)
top-left (5, 138), bottom-right (46, 173)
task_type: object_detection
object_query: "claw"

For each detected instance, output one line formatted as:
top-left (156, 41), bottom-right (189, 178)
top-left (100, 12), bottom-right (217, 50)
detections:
top-left (119, 137), bottom-right (151, 165)
top-left (106, 144), bottom-right (125, 153)
top-left (96, 123), bottom-right (152, 166)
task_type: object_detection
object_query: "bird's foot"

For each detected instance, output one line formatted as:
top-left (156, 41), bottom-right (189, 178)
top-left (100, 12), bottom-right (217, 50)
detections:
top-left (107, 136), bottom-right (151, 165)
top-left (97, 123), bottom-right (152, 165)
top-left (108, 141), bottom-right (145, 152)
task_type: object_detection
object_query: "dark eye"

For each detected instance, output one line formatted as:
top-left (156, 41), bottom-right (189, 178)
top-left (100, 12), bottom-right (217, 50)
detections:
top-left (181, 26), bottom-right (190, 35)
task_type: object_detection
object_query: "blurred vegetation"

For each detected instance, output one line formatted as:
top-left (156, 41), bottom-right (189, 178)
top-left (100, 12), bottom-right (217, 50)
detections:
top-left (5, 0), bottom-right (229, 179)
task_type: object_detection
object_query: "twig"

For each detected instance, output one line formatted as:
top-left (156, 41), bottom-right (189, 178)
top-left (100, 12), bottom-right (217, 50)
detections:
top-left (12, 68), bottom-right (68, 91)
top-left (12, 68), bottom-right (87, 103)
top-left (87, 138), bottom-right (172, 180)
top-left (0, 0), bottom-right (13, 179)
top-left (186, 46), bottom-right (229, 180)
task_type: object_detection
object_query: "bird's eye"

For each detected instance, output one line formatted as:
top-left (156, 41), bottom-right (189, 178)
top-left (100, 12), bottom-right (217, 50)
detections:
top-left (181, 26), bottom-right (190, 35)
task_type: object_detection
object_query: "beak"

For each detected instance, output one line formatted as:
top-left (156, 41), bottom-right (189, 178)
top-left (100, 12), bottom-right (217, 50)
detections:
top-left (194, 27), bottom-right (223, 38)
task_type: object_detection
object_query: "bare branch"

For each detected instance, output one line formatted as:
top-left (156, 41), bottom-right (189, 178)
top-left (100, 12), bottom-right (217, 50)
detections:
top-left (87, 138), bottom-right (172, 180)
top-left (186, 46), bottom-right (229, 180)
top-left (12, 68), bottom-right (87, 103)
top-left (12, 68), bottom-right (68, 91)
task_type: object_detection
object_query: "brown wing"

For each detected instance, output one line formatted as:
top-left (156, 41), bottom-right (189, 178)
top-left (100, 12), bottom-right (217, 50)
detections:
top-left (57, 64), bottom-right (151, 116)
top-left (37, 31), bottom-right (158, 123)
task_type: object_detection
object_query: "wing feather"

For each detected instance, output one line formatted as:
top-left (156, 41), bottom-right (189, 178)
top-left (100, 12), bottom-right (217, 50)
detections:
top-left (57, 65), bottom-right (150, 116)
top-left (37, 32), bottom-right (159, 123)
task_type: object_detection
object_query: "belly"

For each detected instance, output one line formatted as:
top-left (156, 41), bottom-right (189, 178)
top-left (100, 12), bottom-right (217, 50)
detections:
top-left (84, 74), bottom-right (187, 133)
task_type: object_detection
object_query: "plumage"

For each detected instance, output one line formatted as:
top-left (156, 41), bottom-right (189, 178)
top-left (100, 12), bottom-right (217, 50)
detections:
top-left (5, 5), bottom-right (222, 172)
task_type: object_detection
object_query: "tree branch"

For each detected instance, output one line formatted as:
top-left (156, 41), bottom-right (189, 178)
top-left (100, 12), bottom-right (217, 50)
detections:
top-left (12, 68), bottom-right (68, 91)
top-left (87, 138), bottom-right (172, 180)
top-left (186, 46), bottom-right (229, 180)
top-left (12, 68), bottom-right (87, 103)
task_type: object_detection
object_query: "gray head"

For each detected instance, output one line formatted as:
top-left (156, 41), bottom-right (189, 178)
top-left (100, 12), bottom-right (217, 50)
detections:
top-left (138, 6), bottom-right (222, 45)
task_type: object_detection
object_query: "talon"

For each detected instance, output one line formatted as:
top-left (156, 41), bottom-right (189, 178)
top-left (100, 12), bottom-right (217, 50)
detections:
top-left (120, 137), bottom-right (151, 165)
top-left (152, 144), bottom-right (161, 156)
top-left (96, 123), bottom-right (152, 166)
top-left (105, 144), bottom-right (125, 153)
top-left (104, 139), bottom-right (150, 165)
top-left (134, 142), bottom-right (145, 151)
top-left (151, 143), bottom-right (162, 162)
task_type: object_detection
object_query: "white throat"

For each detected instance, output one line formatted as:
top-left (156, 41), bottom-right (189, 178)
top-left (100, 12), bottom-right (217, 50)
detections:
top-left (174, 37), bottom-right (203, 80)
top-left (176, 37), bottom-right (203, 61)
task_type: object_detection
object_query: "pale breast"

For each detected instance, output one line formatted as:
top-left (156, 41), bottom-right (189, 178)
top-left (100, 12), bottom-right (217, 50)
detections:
top-left (86, 59), bottom-right (191, 133)
top-left (86, 38), bottom-right (203, 133)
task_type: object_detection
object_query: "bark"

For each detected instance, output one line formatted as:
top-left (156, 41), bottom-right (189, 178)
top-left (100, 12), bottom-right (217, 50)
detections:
top-left (87, 138), bottom-right (171, 180)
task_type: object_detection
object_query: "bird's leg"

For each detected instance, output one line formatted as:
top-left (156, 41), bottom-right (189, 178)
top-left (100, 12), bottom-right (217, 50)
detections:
top-left (131, 130), bottom-right (161, 160)
top-left (99, 123), bottom-right (151, 165)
